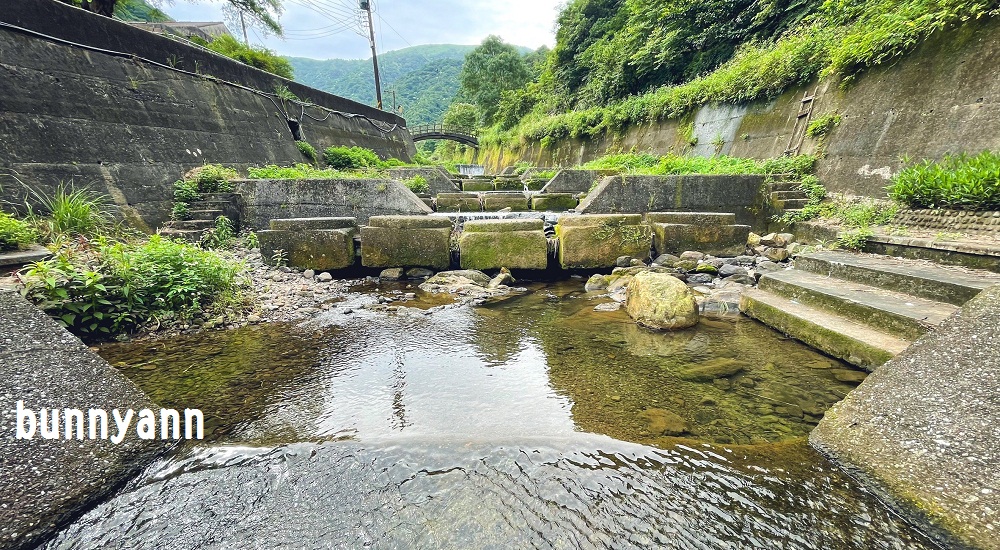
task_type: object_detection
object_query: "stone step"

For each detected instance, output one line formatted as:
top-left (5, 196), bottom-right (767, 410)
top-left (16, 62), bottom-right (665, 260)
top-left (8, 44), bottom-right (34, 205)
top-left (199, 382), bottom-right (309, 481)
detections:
top-left (188, 200), bottom-right (233, 210)
top-left (739, 289), bottom-right (910, 371)
top-left (188, 209), bottom-right (224, 221)
top-left (158, 227), bottom-right (204, 241)
top-left (758, 269), bottom-right (958, 341)
top-left (768, 180), bottom-right (803, 192)
top-left (795, 250), bottom-right (1000, 306)
top-left (771, 190), bottom-right (808, 200)
top-left (774, 198), bottom-right (810, 209)
top-left (169, 219), bottom-right (215, 231)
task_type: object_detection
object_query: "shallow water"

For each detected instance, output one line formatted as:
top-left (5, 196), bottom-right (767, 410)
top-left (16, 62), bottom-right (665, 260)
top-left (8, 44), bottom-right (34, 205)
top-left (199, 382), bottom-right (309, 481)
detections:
top-left (47, 281), bottom-right (939, 549)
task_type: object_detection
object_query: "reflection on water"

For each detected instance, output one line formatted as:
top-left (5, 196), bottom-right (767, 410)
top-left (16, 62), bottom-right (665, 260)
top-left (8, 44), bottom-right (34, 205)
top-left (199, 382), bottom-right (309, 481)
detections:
top-left (72, 281), bottom-right (937, 549)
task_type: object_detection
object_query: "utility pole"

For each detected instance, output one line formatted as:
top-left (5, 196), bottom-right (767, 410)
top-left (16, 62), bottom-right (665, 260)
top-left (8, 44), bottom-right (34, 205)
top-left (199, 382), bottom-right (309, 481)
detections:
top-left (239, 10), bottom-right (249, 45)
top-left (360, 0), bottom-right (383, 109)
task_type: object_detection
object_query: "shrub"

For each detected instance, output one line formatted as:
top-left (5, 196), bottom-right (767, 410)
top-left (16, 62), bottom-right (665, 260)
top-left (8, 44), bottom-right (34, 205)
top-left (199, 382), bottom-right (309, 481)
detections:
top-left (200, 216), bottom-right (236, 250)
top-left (806, 113), bottom-right (842, 139)
top-left (171, 202), bottom-right (191, 221)
top-left (0, 212), bottom-right (38, 251)
top-left (204, 34), bottom-right (294, 79)
top-left (889, 151), bottom-right (1000, 210)
top-left (581, 152), bottom-right (817, 178)
top-left (185, 164), bottom-right (237, 193)
top-left (323, 146), bottom-right (382, 170)
top-left (173, 179), bottom-right (199, 203)
top-left (404, 176), bottom-right (429, 194)
top-left (296, 141), bottom-right (318, 163)
top-left (21, 236), bottom-right (244, 340)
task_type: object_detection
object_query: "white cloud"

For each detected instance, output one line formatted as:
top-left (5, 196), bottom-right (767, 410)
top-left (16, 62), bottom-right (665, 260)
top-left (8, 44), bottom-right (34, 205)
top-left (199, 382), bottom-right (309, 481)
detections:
top-left (162, 0), bottom-right (562, 59)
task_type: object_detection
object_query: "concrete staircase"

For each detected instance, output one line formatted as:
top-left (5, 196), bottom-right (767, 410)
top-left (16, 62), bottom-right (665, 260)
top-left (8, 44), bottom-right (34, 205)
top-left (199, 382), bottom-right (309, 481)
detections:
top-left (741, 249), bottom-right (1000, 370)
top-left (769, 177), bottom-right (809, 213)
top-left (160, 193), bottom-right (242, 241)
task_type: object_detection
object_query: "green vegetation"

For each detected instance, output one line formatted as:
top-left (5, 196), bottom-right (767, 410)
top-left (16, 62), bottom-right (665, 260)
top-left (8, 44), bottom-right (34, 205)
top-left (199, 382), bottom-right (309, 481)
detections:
top-left (201, 216), bottom-right (236, 250)
top-left (171, 164), bottom-right (238, 220)
top-left (323, 146), bottom-right (383, 170)
top-left (21, 184), bottom-right (113, 243)
top-left (806, 112), bottom-right (843, 138)
top-left (582, 152), bottom-right (817, 177)
top-left (0, 212), bottom-right (38, 251)
top-left (204, 35), bottom-right (293, 79)
top-left (404, 176), bottom-right (430, 194)
top-left (889, 151), bottom-right (1000, 210)
top-left (477, 0), bottom-right (1000, 148)
top-left (459, 36), bottom-right (534, 125)
top-left (21, 236), bottom-right (244, 340)
top-left (295, 141), bottom-right (318, 163)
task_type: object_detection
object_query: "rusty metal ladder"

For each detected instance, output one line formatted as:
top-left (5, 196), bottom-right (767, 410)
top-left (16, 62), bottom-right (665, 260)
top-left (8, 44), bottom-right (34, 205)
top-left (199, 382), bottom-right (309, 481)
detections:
top-left (784, 88), bottom-right (818, 156)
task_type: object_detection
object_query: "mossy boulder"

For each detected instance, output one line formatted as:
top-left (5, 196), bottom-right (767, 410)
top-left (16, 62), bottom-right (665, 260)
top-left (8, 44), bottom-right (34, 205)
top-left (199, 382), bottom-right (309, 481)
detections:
top-left (625, 271), bottom-right (699, 330)
top-left (531, 194), bottom-right (578, 212)
top-left (459, 219), bottom-right (547, 271)
top-left (556, 214), bottom-right (651, 269)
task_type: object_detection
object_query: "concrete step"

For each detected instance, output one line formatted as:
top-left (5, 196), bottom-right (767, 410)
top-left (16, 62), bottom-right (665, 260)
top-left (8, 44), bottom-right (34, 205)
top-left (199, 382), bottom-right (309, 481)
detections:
top-left (158, 228), bottom-right (204, 241)
top-left (188, 200), bottom-right (232, 210)
top-left (771, 190), bottom-right (808, 200)
top-left (740, 289), bottom-right (910, 371)
top-left (758, 269), bottom-right (958, 341)
top-left (768, 180), bottom-right (803, 192)
top-left (795, 250), bottom-right (1000, 306)
top-left (188, 209), bottom-right (224, 221)
top-left (774, 198), bottom-right (810, 209)
top-left (169, 220), bottom-right (215, 231)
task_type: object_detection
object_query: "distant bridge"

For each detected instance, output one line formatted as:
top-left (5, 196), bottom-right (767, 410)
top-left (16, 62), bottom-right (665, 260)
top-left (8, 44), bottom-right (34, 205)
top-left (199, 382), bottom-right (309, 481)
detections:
top-left (408, 124), bottom-right (479, 148)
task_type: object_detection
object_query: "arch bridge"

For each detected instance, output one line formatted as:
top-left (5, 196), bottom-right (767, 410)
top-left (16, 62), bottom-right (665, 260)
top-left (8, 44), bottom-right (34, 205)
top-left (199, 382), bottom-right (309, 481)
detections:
top-left (408, 124), bottom-right (479, 148)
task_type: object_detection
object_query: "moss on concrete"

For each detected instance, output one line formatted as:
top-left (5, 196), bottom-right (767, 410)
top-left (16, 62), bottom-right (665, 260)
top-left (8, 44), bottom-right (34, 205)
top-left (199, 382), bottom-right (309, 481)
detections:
top-left (462, 180), bottom-right (494, 192)
top-left (493, 178), bottom-right (523, 191)
top-left (436, 193), bottom-right (482, 212)
top-left (459, 231), bottom-right (548, 270)
top-left (531, 194), bottom-right (578, 212)
top-left (269, 217), bottom-right (357, 231)
top-left (483, 194), bottom-right (529, 211)
top-left (556, 215), bottom-right (652, 268)
top-left (360, 226), bottom-right (452, 269)
top-left (258, 228), bottom-right (356, 270)
top-left (652, 222), bottom-right (751, 257)
top-left (463, 219), bottom-right (543, 233)
top-left (367, 215), bottom-right (453, 229)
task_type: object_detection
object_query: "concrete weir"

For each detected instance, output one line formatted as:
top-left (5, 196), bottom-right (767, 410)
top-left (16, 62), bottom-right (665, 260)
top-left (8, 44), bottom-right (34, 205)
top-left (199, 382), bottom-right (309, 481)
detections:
top-left (0, 291), bottom-right (167, 549)
top-left (811, 285), bottom-right (1000, 549)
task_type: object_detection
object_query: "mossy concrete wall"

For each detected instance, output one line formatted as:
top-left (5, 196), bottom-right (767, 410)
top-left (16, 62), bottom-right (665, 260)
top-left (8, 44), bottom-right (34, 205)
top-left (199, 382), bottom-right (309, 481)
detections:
top-left (459, 219), bottom-right (548, 271)
top-left (482, 17), bottom-right (1000, 199)
top-left (234, 179), bottom-right (431, 228)
top-left (811, 284), bottom-right (1000, 549)
top-left (0, 1), bottom-right (414, 230)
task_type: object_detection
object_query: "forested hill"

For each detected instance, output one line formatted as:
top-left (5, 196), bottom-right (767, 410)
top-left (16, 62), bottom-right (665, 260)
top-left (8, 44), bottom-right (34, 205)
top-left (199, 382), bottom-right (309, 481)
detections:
top-left (287, 45), bottom-right (477, 126)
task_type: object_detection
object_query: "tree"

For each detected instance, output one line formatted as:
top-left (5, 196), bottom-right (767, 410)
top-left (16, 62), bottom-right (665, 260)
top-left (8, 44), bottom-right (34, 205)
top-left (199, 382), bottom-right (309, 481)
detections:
top-left (441, 103), bottom-right (479, 132)
top-left (63, 0), bottom-right (284, 35)
top-left (458, 36), bottom-right (533, 126)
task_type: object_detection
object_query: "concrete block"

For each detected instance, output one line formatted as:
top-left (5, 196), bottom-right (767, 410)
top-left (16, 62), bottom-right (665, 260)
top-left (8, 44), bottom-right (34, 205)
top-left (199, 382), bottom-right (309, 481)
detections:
top-left (531, 194), bottom-right (578, 212)
top-left (539, 169), bottom-right (615, 194)
top-left (388, 167), bottom-right (460, 195)
top-left (435, 193), bottom-right (482, 212)
top-left (258, 228), bottom-right (356, 270)
top-left (459, 227), bottom-right (548, 270)
top-left (269, 217), bottom-right (357, 231)
top-left (556, 214), bottom-right (651, 269)
top-left (493, 178), bottom-right (523, 191)
top-left (646, 211), bottom-right (736, 225)
top-left (464, 219), bottom-right (543, 232)
top-left (462, 180), bottom-right (494, 192)
top-left (483, 194), bottom-right (529, 211)
top-left (652, 223), bottom-right (751, 257)
top-left (361, 215), bottom-right (452, 269)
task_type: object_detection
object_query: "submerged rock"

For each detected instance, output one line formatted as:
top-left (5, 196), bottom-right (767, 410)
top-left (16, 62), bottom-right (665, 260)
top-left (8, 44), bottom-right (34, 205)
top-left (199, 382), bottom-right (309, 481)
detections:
top-left (585, 274), bottom-right (610, 291)
top-left (380, 268), bottom-right (404, 281)
top-left (679, 358), bottom-right (746, 382)
top-left (625, 272), bottom-right (699, 330)
top-left (638, 408), bottom-right (689, 436)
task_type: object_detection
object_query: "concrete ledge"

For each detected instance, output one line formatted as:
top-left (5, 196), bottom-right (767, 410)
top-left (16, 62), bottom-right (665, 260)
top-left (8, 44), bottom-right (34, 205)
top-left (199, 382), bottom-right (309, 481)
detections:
top-left (459, 230), bottom-right (548, 271)
top-left (555, 214), bottom-right (651, 269)
top-left (865, 234), bottom-right (1000, 273)
top-left (483, 194), bottom-right (529, 211)
top-left (258, 228), bottom-right (356, 270)
top-left (436, 193), bottom-right (482, 212)
top-left (652, 223), bottom-right (750, 257)
top-left (531, 194), bottom-right (578, 212)
top-left (269, 217), bottom-right (358, 231)
top-left (539, 169), bottom-right (615, 194)
top-left (493, 179), bottom-right (523, 191)
top-left (463, 219), bottom-right (543, 233)
top-left (0, 245), bottom-right (50, 268)
top-left (646, 211), bottom-right (737, 225)
top-left (461, 180), bottom-right (494, 192)
top-left (367, 215), bottom-right (453, 229)
top-left (0, 291), bottom-right (167, 549)
top-left (811, 284), bottom-right (1000, 549)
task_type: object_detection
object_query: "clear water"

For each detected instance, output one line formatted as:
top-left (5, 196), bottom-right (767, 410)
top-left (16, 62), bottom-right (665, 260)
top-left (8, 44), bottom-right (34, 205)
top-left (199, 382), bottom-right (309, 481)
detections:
top-left (44, 281), bottom-right (938, 549)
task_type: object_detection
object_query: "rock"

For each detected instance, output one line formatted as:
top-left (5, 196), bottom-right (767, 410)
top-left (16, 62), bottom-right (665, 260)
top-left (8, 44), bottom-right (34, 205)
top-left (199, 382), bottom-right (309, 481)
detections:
top-left (832, 368), bottom-right (868, 384)
top-left (702, 291), bottom-right (742, 316)
top-left (747, 232), bottom-right (761, 247)
top-left (777, 233), bottom-right (795, 246)
top-left (694, 262), bottom-right (718, 274)
top-left (594, 302), bottom-right (622, 312)
top-left (616, 255), bottom-right (633, 268)
top-left (607, 275), bottom-right (634, 302)
top-left (734, 255), bottom-right (756, 266)
top-left (317, 272), bottom-right (333, 282)
top-left (679, 358), bottom-right (745, 382)
top-left (674, 259), bottom-right (698, 272)
top-left (726, 274), bottom-right (756, 285)
top-left (488, 271), bottom-right (515, 289)
top-left (637, 408), bottom-right (688, 436)
top-left (719, 264), bottom-right (748, 278)
top-left (786, 242), bottom-right (803, 256)
top-left (585, 274), bottom-right (610, 291)
top-left (403, 292), bottom-right (416, 299)
top-left (687, 273), bottom-right (714, 285)
top-left (431, 269), bottom-right (491, 286)
top-left (279, 266), bottom-right (292, 273)
top-left (679, 251), bottom-right (705, 261)
top-left (303, 269), bottom-right (315, 279)
top-left (380, 267), bottom-right (405, 281)
top-left (625, 271), bottom-right (699, 330)
top-left (755, 260), bottom-right (782, 275)
top-left (247, 314), bottom-right (261, 323)
top-left (629, 258), bottom-right (647, 267)
top-left (763, 247), bottom-right (790, 262)
top-left (406, 267), bottom-right (435, 279)
top-left (652, 254), bottom-right (679, 267)
top-left (760, 233), bottom-right (779, 246)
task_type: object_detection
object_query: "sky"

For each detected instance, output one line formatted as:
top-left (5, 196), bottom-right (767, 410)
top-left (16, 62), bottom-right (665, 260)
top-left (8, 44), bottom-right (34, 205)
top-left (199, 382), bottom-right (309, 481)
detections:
top-left (164, 0), bottom-right (564, 60)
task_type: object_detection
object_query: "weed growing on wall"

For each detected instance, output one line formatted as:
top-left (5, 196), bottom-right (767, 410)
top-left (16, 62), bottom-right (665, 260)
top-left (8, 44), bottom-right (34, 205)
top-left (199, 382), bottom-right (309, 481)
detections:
top-left (295, 141), bottom-right (318, 163)
top-left (404, 176), bottom-right (429, 194)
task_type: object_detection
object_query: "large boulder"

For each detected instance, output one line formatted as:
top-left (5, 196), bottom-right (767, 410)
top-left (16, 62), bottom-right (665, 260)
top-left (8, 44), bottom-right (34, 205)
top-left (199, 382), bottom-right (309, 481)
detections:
top-left (625, 271), bottom-right (699, 330)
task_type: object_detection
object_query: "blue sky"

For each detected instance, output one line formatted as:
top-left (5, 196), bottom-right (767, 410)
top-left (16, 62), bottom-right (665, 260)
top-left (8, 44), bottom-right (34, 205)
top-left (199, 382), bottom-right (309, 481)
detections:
top-left (165, 0), bottom-right (563, 59)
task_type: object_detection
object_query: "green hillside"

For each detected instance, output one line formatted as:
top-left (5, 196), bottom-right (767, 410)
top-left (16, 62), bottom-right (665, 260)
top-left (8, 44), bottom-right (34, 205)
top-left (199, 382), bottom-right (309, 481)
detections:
top-left (287, 44), bottom-right (476, 125)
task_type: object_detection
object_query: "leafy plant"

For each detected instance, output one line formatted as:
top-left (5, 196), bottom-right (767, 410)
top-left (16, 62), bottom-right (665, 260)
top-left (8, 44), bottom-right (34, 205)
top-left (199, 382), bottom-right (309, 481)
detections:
top-left (889, 151), bottom-right (1000, 210)
top-left (200, 216), bottom-right (236, 249)
top-left (296, 141), bottom-right (318, 163)
top-left (404, 175), bottom-right (430, 194)
top-left (806, 112), bottom-right (842, 138)
top-left (323, 146), bottom-right (383, 170)
top-left (243, 231), bottom-right (260, 249)
top-left (186, 164), bottom-right (238, 193)
top-left (173, 179), bottom-right (199, 203)
top-left (836, 227), bottom-right (874, 251)
top-left (171, 202), bottom-right (191, 221)
top-left (0, 212), bottom-right (38, 251)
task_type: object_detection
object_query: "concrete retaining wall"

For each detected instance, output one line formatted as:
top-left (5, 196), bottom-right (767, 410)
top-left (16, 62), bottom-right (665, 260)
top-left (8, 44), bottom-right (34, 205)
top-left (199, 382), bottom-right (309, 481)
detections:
top-left (481, 17), bottom-right (1000, 199)
top-left (0, 0), bottom-right (414, 230)
top-left (0, 291), bottom-right (166, 549)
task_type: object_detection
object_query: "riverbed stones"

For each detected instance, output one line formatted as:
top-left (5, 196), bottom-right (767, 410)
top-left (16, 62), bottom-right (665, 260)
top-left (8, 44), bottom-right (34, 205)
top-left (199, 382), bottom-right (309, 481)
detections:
top-left (679, 358), bottom-right (745, 382)
top-left (380, 268), bottom-right (404, 280)
top-left (258, 217), bottom-right (358, 271)
top-left (556, 214), bottom-right (651, 269)
top-left (459, 219), bottom-right (548, 271)
top-left (361, 215), bottom-right (453, 269)
top-left (625, 271), bottom-right (699, 330)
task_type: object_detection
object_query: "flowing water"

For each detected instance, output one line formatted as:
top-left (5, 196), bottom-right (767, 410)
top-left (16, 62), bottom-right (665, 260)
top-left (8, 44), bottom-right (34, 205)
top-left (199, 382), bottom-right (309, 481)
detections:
top-left (44, 281), bottom-right (938, 549)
